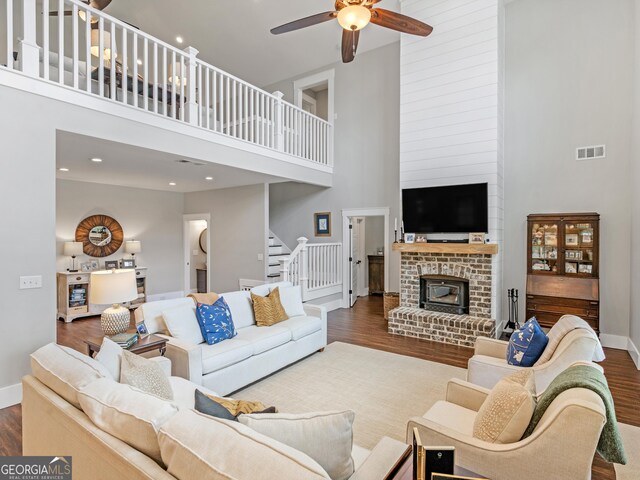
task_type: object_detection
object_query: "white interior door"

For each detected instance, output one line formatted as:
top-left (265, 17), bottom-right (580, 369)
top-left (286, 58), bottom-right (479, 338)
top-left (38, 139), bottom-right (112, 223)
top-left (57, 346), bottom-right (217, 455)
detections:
top-left (349, 218), bottom-right (363, 307)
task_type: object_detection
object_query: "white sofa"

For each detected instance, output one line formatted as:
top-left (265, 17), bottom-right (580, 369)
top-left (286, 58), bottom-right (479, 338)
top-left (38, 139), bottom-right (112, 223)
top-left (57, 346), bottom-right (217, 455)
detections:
top-left (24, 343), bottom-right (410, 480)
top-left (134, 282), bottom-right (327, 395)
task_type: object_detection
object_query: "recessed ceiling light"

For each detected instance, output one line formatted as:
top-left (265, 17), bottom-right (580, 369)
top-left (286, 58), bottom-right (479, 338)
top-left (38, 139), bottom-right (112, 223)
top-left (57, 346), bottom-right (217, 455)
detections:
top-left (59, 167), bottom-right (69, 172)
top-left (91, 157), bottom-right (103, 163)
top-left (176, 36), bottom-right (183, 44)
top-left (137, 59), bottom-right (143, 65)
top-left (169, 182), bottom-right (177, 186)
top-left (205, 176), bottom-right (213, 181)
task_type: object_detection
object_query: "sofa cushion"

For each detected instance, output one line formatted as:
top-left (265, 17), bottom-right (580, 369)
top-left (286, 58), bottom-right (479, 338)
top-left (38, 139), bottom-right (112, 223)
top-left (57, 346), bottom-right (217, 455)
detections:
top-left (138, 298), bottom-right (194, 334)
top-left (278, 315), bottom-right (323, 341)
top-left (236, 325), bottom-right (292, 355)
top-left (168, 376), bottom-right (220, 410)
top-left (95, 337), bottom-right (124, 381)
top-left (201, 337), bottom-right (254, 375)
top-left (162, 304), bottom-right (204, 345)
top-left (195, 298), bottom-right (237, 345)
top-left (507, 317), bottom-right (549, 367)
top-left (251, 281), bottom-right (293, 297)
top-left (194, 389), bottom-right (237, 421)
top-left (423, 401), bottom-right (476, 437)
top-left (195, 390), bottom-right (275, 421)
top-left (220, 291), bottom-right (255, 329)
top-left (473, 370), bottom-right (536, 444)
top-left (251, 287), bottom-right (289, 327)
top-left (120, 350), bottom-right (174, 400)
top-left (30, 343), bottom-right (111, 409)
top-left (158, 409), bottom-right (330, 480)
top-left (78, 378), bottom-right (178, 465)
top-left (276, 285), bottom-right (306, 318)
top-left (239, 410), bottom-right (355, 480)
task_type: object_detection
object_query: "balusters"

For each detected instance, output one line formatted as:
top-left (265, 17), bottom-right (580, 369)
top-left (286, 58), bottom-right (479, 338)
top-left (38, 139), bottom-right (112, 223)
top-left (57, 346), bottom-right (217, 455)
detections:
top-left (42, 0), bottom-right (49, 79)
top-left (84, 7), bottom-right (91, 92)
top-left (153, 42), bottom-right (158, 113)
top-left (121, 27), bottom-right (127, 102)
top-left (109, 22), bottom-right (116, 100)
top-left (132, 33), bottom-right (138, 107)
top-left (197, 63), bottom-right (202, 125)
top-left (162, 47), bottom-right (168, 115)
top-left (58, 0), bottom-right (64, 83)
top-left (71, 3), bottom-right (78, 87)
top-left (179, 55), bottom-right (185, 121)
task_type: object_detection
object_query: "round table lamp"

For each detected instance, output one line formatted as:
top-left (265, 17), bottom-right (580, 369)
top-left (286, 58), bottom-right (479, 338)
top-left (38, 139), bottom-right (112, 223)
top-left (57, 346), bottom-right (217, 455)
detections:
top-left (90, 269), bottom-right (138, 335)
top-left (124, 240), bottom-right (142, 267)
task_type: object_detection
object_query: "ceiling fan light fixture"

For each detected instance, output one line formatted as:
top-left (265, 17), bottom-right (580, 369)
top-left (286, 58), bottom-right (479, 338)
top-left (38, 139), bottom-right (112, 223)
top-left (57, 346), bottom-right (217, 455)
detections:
top-left (90, 29), bottom-right (114, 60)
top-left (337, 5), bottom-right (371, 32)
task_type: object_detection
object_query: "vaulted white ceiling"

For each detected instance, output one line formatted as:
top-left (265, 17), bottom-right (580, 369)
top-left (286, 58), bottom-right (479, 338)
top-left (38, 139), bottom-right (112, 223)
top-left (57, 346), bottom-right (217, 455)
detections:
top-left (106, 0), bottom-right (401, 87)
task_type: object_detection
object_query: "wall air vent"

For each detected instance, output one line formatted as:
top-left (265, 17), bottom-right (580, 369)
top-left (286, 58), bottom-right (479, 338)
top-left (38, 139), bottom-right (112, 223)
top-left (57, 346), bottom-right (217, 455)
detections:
top-left (576, 145), bottom-right (606, 161)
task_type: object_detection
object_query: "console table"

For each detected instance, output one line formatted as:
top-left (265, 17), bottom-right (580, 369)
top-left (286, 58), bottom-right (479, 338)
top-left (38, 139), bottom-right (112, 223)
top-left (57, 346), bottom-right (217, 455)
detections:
top-left (57, 267), bottom-right (147, 323)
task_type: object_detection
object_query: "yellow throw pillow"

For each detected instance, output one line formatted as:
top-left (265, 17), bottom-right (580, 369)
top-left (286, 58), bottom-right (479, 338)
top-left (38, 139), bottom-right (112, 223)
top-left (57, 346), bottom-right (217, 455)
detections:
top-left (251, 287), bottom-right (289, 327)
top-left (472, 369), bottom-right (536, 444)
top-left (204, 393), bottom-right (276, 416)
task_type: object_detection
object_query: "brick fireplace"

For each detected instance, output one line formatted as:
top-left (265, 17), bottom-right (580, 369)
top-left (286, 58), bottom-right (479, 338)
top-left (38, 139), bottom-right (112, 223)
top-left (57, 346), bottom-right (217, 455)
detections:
top-left (388, 245), bottom-right (498, 347)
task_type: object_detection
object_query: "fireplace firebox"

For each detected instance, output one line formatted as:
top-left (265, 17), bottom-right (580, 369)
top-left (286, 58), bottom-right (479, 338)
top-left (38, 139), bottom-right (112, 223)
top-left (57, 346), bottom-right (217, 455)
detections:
top-left (419, 275), bottom-right (470, 315)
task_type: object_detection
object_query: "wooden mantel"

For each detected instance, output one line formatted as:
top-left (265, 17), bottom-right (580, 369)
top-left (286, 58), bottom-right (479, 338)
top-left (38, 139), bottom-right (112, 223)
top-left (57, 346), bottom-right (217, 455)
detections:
top-left (392, 242), bottom-right (499, 255)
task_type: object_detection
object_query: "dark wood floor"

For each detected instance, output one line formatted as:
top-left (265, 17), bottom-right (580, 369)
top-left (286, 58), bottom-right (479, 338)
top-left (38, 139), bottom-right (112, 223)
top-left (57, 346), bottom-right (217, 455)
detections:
top-left (1, 295), bottom-right (638, 479)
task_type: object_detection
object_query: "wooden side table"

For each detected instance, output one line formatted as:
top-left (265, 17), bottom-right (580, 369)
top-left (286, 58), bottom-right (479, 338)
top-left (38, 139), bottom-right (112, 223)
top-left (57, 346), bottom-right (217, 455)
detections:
top-left (391, 453), bottom-right (487, 480)
top-left (84, 334), bottom-right (167, 358)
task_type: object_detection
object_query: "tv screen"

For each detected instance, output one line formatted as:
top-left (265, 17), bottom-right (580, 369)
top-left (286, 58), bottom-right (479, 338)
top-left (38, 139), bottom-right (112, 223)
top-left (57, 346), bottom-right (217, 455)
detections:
top-left (402, 183), bottom-right (488, 234)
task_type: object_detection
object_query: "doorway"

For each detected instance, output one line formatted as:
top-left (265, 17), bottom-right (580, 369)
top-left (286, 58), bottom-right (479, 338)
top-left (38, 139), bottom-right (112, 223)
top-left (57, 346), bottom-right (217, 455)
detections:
top-left (342, 208), bottom-right (390, 309)
top-left (183, 214), bottom-right (210, 294)
top-left (293, 69), bottom-right (335, 124)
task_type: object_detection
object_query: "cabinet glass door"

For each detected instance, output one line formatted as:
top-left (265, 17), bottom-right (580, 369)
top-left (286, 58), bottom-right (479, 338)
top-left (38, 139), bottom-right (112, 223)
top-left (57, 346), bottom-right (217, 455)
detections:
top-left (531, 223), bottom-right (559, 273)
top-left (564, 223), bottom-right (595, 276)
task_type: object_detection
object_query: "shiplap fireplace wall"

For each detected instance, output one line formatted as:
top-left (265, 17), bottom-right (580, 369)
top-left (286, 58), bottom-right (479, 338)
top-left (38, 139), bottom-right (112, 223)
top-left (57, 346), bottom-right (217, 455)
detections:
top-left (399, 0), bottom-right (505, 328)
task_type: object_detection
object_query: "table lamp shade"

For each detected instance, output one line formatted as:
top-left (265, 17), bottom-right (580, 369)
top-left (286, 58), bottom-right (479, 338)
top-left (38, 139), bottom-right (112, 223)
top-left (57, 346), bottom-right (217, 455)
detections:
top-left (90, 269), bottom-right (137, 305)
top-left (64, 241), bottom-right (84, 257)
top-left (125, 240), bottom-right (142, 254)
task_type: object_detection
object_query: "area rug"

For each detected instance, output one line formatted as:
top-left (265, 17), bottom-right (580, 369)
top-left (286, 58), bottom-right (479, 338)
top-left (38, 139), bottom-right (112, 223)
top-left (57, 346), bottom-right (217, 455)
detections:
top-left (236, 341), bottom-right (639, 479)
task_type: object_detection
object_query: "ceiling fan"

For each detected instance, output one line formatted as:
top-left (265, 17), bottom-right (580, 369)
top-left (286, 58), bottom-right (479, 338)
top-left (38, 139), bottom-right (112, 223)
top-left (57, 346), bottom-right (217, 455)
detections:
top-left (271, 0), bottom-right (433, 63)
top-left (49, 0), bottom-right (139, 30)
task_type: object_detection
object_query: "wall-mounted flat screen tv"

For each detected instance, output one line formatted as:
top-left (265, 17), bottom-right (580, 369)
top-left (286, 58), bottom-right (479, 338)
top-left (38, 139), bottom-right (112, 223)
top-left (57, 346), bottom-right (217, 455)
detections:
top-left (402, 183), bottom-right (488, 234)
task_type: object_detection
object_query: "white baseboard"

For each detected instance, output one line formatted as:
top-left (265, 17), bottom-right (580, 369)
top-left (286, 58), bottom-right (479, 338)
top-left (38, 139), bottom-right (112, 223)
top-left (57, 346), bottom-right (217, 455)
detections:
top-left (316, 299), bottom-right (343, 313)
top-left (628, 338), bottom-right (640, 369)
top-left (0, 383), bottom-right (22, 409)
top-left (495, 319), bottom-right (505, 339)
top-left (600, 334), bottom-right (629, 350)
top-left (147, 291), bottom-right (185, 302)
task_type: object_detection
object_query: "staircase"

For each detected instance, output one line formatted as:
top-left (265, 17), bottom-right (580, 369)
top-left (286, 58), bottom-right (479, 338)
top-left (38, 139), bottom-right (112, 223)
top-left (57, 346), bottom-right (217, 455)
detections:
top-left (267, 231), bottom-right (291, 282)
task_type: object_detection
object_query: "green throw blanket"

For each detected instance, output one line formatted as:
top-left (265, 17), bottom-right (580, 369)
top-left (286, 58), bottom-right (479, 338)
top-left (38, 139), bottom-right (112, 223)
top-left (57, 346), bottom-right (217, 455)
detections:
top-left (522, 365), bottom-right (627, 464)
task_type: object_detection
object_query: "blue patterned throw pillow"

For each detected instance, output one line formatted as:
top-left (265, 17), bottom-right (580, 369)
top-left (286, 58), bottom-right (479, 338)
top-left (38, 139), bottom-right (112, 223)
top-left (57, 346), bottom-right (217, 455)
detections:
top-left (507, 317), bottom-right (549, 367)
top-left (195, 297), bottom-right (237, 346)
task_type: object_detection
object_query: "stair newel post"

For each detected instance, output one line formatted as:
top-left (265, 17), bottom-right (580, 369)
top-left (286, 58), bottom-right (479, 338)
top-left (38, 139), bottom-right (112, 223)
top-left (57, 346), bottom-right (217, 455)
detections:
top-left (183, 46), bottom-right (200, 126)
top-left (279, 257), bottom-right (289, 282)
top-left (298, 237), bottom-right (309, 300)
top-left (273, 90), bottom-right (285, 152)
top-left (20, 0), bottom-right (39, 76)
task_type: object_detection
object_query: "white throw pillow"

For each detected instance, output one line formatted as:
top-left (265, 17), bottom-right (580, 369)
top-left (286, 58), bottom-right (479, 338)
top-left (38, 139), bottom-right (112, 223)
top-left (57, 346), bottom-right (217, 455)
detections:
top-left (162, 304), bottom-right (204, 345)
top-left (275, 285), bottom-right (306, 317)
top-left (158, 410), bottom-right (329, 480)
top-left (238, 410), bottom-right (355, 480)
top-left (78, 378), bottom-right (178, 464)
top-left (120, 350), bottom-right (174, 400)
top-left (220, 290), bottom-right (255, 329)
top-left (95, 337), bottom-right (123, 380)
top-left (30, 343), bottom-right (111, 409)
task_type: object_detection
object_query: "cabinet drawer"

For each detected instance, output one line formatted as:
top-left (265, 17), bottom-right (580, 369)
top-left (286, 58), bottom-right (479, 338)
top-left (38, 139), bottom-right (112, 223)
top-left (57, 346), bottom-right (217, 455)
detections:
top-left (135, 270), bottom-right (146, 279)
top-left (68, 274), bottom-right (89, 284)
top-left (527, 303), bottom-right (595, 318)
top-left (527, 310), bottom-right (598, 331)
top-left (68, 306), bottom-right (88, 315)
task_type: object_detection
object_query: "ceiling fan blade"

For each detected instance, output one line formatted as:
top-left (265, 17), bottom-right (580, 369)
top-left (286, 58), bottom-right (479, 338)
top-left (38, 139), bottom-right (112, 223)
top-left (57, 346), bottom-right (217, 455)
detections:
top-left (271, 11), bottom-right (337, 35)
top-left (90, 0), bottom-right (113, 10)
top-left (342, 29), bottom-right (360, 63)
top-left (370, 8), bottom-right (433, 37)
top-left (49, 11), bottom-right (74, 16)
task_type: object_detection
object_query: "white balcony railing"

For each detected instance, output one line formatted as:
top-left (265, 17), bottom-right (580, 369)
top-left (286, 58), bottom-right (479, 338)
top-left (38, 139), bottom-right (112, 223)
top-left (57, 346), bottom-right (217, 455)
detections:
top-left (280, 237), bottom-right (342, 301)
top-left (0, 0), bottom-right (333, 167)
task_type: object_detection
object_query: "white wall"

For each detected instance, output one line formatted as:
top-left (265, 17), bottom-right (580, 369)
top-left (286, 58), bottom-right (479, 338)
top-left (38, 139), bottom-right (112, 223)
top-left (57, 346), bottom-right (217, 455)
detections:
top-left (184, 184), bottom-right (268, 293)
top-left (56, 179), bottom-right (185, 296)
top-left (504, 0), bottom-right (634, 338)
top-left (400, 0), bottom-right (504, 323)
top-left (265, 43), bottom-right (402, 291)
top-left (0, 86), bottom-right (57, 403)
top-left (630, 0), bottom-right (640, 365)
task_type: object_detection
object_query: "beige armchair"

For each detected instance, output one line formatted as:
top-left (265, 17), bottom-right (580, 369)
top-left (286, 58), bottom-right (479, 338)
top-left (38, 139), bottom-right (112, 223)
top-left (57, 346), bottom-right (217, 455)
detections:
top-left (467, 328), bottom-right (600, 392)
top-left (406, 377), bottom-right (606, 480)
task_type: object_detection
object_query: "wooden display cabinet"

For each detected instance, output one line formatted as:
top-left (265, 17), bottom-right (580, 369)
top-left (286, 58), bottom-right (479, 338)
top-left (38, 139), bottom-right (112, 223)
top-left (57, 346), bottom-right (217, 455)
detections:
top-left (526, 213), bottom-right (600, 332)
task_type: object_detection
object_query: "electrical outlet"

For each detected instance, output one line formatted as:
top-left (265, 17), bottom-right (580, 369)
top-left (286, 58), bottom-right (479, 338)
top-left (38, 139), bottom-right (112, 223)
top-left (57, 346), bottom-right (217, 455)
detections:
top-left (257, 253), bottom-right (264, 261)
top-left (20, 275), bottom-right (42, 290)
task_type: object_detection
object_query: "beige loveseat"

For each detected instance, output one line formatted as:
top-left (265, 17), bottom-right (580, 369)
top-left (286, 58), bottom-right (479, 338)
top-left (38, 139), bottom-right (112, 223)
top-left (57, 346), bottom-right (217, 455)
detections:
top-left (23, 344), bottom-right (409, 480)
